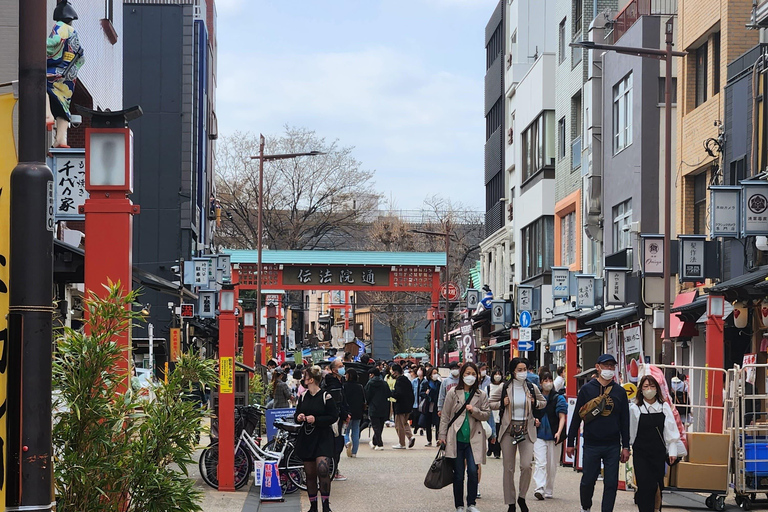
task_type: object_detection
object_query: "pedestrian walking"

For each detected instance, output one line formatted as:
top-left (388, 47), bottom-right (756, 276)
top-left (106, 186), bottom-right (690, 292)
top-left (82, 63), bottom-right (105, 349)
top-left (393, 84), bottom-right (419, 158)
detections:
top-left (438, 361), bottom-right (461, 414)
top-left (553, 366), bottom-right (566, 393)
top-left (294, 366), bottom-right (339, 512)
top-left (364, 367), bottom-right (391, 450)
top-left (486, 368), bottom-right (504, 459)
top-left (629, 374), bottom-right (679, 512)
top-left (323, 359), bottom-right (350, 481)
top-left (532, 372), bottom-right (567, 500)
top-left (391, 363), bottom-right (416, 449)
top-left (343, 368), bottom-right (366, 458)
top-left (438, 362), bottom-right (491, 512)
top-left (412, 366), bottom-right (426, 435)
top-left (566, 353), bottom-right (630, 512)
top-left (490, 357), bottom-right (546, 512)
top-left (270, 368), bottom-right (293, 409)
top-left (420, 367), bottom-right (442, 446)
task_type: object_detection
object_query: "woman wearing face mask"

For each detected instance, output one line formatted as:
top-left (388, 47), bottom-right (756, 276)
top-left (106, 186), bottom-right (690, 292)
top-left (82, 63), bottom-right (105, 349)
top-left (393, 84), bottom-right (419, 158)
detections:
top-left (486, 369), bottom-right (504, 459)
top-left (420, 367), bottom-right (442, 446)
top-left (438, 361), bottom-right (462, 414)
top-left (438, 362), bottom-right (491, 512)
top-left (411, 366), bottom-right (426, 436)
top-left (629, 375), bottom-right (680, 512)
top-left (490, 358), bottom-right (546, 512)
top-left (532, 372), bottom-right (567, 500)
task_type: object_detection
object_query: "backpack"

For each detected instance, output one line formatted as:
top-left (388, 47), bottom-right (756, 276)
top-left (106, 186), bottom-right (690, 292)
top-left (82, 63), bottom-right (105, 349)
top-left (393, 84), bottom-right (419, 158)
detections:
top-left (534, 392), bottom-right (565, 444)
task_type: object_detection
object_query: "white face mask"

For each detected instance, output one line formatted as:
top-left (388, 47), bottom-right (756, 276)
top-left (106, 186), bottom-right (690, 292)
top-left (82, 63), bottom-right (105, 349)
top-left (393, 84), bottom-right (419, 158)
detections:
top-left (432, 374), bottom-right (440, 381)
top-left (542, 382), bottom-right (553, 391)
top-left (493, 375), bottom-right (502, 383)
top-left (642, 388), bottom-right (657, 400)
top-left (480, 370), bottom-right (487, 377)
top-left (600, 369), bottom-right (615, 381)
top-left (463, 375), bottom-right (477, 386)
top-left (515, 371), bottom-right (528, 382)
top-left (417, 370), bottom-right (424, 378)
top-left (450, 369), bottom-right (460, 378)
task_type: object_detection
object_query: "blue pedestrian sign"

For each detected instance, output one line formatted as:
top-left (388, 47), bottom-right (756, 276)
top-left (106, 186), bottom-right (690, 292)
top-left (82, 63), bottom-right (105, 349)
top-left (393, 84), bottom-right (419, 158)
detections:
top-left (517, 340), bottom-right (535, 352)
top-left (519, 310), bottom-right (532, 328)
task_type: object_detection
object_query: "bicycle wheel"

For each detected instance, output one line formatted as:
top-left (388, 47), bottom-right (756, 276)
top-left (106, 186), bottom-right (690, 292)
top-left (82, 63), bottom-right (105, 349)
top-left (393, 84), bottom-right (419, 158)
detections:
top-left (285, 446), bottom-right (307, 490)
top-left (198, 441), bottom-right (252, 490)
top-left (233, 445), bottom-right (252, 490)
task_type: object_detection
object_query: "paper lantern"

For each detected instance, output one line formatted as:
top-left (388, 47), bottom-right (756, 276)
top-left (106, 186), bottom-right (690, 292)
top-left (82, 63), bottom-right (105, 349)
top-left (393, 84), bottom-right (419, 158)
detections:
top-left (733, 301), bottom-right (748, 329)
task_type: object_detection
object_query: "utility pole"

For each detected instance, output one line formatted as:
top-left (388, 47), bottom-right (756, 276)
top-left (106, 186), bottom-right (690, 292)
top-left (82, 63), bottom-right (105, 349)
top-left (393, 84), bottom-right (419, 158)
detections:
top-left (7, 0), bottom-right (55, 509)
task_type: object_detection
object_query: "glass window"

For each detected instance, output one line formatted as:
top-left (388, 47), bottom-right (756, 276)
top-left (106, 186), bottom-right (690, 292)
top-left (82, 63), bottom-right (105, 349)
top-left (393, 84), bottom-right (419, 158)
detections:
top-left (612, 199), bottom-right (632, 252)
top-left (695, 42), bottom-right (708, 107)
top-left (613, 73), bottom-right (633, 154)
top-left (558, 117), bottom-right (566, 160)
top-left (573, 0), bottom-right (582, 36)
top-left (521, 111), bottom-right (555, 182)
top-left (712, 32), bottom-right (721, 96)
top-left (558, 20), bottom-right (566, 64)
top-left (693, 173), bottom-right (707, 234)
top-left (658, 77), bottom-right (678, 104)
top-left (522, 216), bottom-right (554, 280)
top-left (560, 211), bottom-right (577, 266)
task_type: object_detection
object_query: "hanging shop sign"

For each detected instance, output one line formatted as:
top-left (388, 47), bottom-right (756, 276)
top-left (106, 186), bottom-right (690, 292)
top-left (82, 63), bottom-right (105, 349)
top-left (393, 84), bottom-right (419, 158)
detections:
top-left (552, 267), bottom-right (570, 299)
top-left (641, 235), bottom-right (664, 276)
top-left (742, 180), bottom-right (768, 236)
top-left (517, 284), bottom-right (533, 312)
top-left (49, 148), bottom-right (87, 221)
top-left (491, 300), bottom-right (512, 324)
top-left (466, 288), bottom-right (480, 310)
top-left (198, 290), bottom-right (216, 319)
top-left (709, 185), bottom-right (740, 238)
top-left (576, 275), bottom-right (596, 308)
top-left (679, 235), bottom-right (706, 282)
top-left (459, 319), bottom-right (476, 363)
top-left (604, 268), bottom-right (628, 306)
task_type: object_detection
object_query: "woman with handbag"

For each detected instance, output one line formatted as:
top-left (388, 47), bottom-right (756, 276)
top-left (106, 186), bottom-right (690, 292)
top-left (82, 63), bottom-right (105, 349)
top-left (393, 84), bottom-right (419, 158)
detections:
top-left (420, 367), bottom-right (442, 446)
top-left (438, 362), bottom-right (491, 512)
top-left (294, 366), bottom-right (339, 512)
top-left (629, 374), bottom-right (680, 512)
top-left (489, 358), bottom-right (546, 512)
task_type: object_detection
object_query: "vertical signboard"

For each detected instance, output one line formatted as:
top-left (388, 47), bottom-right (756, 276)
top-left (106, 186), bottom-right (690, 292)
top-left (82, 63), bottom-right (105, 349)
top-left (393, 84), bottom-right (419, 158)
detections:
top-left (679, 235), bottom-right (706, 282)
top-left (576, 275), bottom-right (595, 308)
top-left (551, 267), bottom-right (570, 299)
top-left (459, 319), bottom-right (476, 363)
top-left (517, 285), bottom-right (533, 312)
top-left (742, 181), bottom-right (768, 236)
top-left (641, 235), bottom-right (664, 276)
top-left (198, 290), bottom-right (216, 319)
top-left (170, 328), bottom-right (181, 362)
top-left (49, 148), bottom-right (87, 220)
top-left (604, 268), bottom-right (628, 306)
top-left (709, 185), bottom-right (740, 237)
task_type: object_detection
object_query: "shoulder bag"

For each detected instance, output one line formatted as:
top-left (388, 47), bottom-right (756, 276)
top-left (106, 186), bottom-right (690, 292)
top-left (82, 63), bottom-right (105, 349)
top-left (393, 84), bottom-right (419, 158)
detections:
top-left (424, 389), bottom-right (476, 490)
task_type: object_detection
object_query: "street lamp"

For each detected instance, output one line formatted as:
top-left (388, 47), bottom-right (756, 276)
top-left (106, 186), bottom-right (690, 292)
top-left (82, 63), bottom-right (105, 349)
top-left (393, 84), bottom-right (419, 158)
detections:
top-left (249, 136), bottom-right (324, 363)
top-left (217, 283), bottom-right (237, 491)
top-left (571, 18), bottom-right (686, 367)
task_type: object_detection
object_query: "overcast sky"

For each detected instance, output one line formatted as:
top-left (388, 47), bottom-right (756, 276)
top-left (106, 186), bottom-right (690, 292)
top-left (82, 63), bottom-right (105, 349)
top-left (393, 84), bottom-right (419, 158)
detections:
top-left (214, 0), bottom-right (497, 211)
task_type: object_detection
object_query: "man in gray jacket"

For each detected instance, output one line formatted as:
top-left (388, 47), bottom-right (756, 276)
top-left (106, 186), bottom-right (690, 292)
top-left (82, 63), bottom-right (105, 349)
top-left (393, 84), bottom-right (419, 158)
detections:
top-left (437, 361), bottom-right (461, 415)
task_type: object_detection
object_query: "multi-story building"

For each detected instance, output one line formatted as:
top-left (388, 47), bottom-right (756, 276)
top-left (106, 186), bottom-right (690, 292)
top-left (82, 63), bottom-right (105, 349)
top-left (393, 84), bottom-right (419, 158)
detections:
top-left (123, 0), bottom-right (219, 360)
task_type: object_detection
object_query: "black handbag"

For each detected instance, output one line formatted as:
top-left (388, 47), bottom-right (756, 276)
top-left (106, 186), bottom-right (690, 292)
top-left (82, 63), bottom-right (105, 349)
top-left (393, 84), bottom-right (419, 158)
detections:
top-left (423, 389), bottom-right (476, 490)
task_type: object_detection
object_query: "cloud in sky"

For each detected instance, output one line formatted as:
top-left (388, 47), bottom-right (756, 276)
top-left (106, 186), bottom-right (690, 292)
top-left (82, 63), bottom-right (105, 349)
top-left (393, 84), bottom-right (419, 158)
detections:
top-left (214, 0), bottom-right (496, 210)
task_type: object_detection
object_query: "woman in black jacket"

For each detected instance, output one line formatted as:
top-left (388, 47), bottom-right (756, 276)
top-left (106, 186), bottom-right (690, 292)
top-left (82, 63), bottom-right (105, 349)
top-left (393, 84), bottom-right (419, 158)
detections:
top-left (364, 367), bottom-right (391, 450)
top-left (420, 367), bottom-right (442, 446)
top-left (343, 369), bottom-right (366, 457)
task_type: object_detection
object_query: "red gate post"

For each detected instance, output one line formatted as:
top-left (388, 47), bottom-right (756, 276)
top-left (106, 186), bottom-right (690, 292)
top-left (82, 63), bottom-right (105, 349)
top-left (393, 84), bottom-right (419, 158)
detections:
top-left (79, 107), bottom-right (142, 390)
top-left (705, 295), bottom-right (725, 432)
top-left (431, 272), bottom-right (440, 366)
top-left (217, 284), bottom-right (237, 491)
top-left (565, 317), bottom-right (578, 398)
top-left (243, 310), bottom-right (255, 370)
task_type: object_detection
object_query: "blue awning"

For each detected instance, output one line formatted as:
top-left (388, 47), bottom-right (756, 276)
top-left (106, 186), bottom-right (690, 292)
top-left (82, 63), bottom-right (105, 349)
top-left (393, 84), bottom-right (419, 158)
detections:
top-left (550, 331), bottom-right (592, 352)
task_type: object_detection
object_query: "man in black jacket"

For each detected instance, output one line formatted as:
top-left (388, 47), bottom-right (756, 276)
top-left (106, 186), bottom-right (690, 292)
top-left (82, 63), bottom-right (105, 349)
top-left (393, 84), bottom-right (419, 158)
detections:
top-left (390, 363), bottom-right (415, 449)
top-left (324, 359), bottom-right (350, 480)
top-left (566, 354), bottom-right (630, 512)
top-left (364, 368), bottom-right (391, 450)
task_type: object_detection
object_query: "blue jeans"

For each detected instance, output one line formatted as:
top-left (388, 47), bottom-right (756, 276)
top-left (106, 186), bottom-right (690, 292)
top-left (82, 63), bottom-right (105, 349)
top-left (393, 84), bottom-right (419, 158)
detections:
top-left (344, 419), bottom-right (361, 454)
top-left (580, 444), bottom-right (621, 512)
top-left (453, 441), bottom-right (478, 508)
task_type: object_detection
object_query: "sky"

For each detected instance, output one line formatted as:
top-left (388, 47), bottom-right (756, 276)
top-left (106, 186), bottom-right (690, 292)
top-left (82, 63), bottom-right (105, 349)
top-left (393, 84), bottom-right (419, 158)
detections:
top-left (214, 0), bottom-right (498, 211)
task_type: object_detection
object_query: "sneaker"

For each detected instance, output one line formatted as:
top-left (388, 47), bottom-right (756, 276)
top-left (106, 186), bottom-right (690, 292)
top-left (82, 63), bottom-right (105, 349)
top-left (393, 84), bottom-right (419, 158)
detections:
top-left (467, 507), bottom-right (480, 512)
top-left (345, 441), bottom-right (352, 457)
top-left (350, 453), bottom-right (357, 458)
top-left (374, 446), bottom-right (384, 451)
top-left (425, 442), bottom-right (433, 447)
top-left (455, 508), bottom-right (465, 512)
top-left (369, 440), bottom-right (375, 449)
top-left (534, 492), bottom-right (544, 501)
top-left (334, 473), bottom-right (347, 481)
top-left (544, 494), bottom-right (553, 499)
top-left (580, 509), bottom-right (591, 512)
top-left (408, 437), bottom-right (416, 448)
top-left (392, 444), bottom-right (406, 449)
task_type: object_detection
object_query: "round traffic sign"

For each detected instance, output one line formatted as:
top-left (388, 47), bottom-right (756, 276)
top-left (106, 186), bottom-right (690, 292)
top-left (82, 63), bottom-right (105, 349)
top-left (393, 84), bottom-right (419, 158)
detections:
top-left (519, 310), bottom-right (532, 328)
top-left (440, 282), bottom-right (460, 301)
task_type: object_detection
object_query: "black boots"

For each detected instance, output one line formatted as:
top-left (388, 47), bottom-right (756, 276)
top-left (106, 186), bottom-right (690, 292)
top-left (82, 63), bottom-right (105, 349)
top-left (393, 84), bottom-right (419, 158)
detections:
top-left (508, 504), bottom-right (516, 512)
top-left (322, 500), bottom-right (332, 512)
top-left (518, 497), bottom-right (529, 512)
top-left (307, 501), bottom-right (318, 512)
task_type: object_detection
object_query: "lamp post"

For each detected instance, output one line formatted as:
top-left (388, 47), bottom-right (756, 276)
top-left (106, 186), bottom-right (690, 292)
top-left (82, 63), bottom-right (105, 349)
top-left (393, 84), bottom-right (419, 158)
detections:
top-left (571, 18), bottom-right (685, 367)
top-left (411, 223), bottom-right (452, 364)
top-left (217, 284), bottom-right (237, 491)
top-left (705, 294), bottom-right (725, 432)
top-left (250, 138), bottom-right (323, 364)
top-left (565, 317), bottom-right (578, 398)
top-left (243, 310), bottom-right (255, 370)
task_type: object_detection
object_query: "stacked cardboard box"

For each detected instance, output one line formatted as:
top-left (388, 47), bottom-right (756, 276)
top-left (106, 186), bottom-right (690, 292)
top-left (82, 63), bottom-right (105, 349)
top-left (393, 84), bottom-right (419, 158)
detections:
top-left (671, 433), bottom-right (729, 491)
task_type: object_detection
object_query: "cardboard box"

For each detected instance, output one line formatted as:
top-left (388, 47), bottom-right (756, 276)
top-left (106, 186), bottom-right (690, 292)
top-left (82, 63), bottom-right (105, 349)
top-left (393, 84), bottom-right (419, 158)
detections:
top-left (674, 462), bottom-right (728, 491)
top-left (686, 432), bottom-right (730, 465)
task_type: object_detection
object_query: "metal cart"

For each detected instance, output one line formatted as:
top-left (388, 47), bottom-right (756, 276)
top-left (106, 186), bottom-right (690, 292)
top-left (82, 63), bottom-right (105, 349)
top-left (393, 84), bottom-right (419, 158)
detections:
top-left (732, 363), bottom-right (768, 510)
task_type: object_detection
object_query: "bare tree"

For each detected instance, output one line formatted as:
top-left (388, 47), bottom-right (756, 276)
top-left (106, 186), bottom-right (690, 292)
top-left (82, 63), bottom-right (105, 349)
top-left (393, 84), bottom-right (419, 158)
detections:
top-left (215, 127), bottom-right (379, 250)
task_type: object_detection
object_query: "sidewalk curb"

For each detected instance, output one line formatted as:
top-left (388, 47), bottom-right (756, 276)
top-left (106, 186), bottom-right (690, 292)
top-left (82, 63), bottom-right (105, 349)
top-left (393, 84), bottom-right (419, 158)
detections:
top-left (241, 485), bottom-right (302, 512)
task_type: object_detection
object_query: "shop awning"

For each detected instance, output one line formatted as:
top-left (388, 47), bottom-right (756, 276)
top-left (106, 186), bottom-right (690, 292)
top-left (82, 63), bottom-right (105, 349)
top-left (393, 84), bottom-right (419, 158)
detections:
top-left (540, 314), bottom-right (567, 329)
top-left (662, 290), bottom-right (699, 338)
top-left (706, 267), bottom-right (768, 301)
top-left (550, 330), bottom-right (592, 352)
top-left (480, 339), bottom-right (512, 351)
top-left (585, 305), bottom-right (637, 327)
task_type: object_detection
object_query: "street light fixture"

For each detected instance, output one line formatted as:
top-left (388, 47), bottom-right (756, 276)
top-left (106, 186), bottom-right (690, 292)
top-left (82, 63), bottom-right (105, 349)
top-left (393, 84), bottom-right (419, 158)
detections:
top-left (249, 137), bottom-right (325, 363)
top-left (570, 18), bottom-right (686, 367)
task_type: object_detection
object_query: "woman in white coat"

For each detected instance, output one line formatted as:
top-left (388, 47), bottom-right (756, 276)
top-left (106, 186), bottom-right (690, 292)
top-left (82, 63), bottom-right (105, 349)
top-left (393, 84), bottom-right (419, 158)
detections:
top-left (629, 374), bottom-right (680, 512)
top-left (438, 362), bottom-right (491, 512)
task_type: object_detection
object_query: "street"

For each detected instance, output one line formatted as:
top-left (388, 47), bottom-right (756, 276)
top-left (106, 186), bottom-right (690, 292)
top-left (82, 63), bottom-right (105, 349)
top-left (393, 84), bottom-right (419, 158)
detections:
top-left (194, 426), bottom-right (734, 512)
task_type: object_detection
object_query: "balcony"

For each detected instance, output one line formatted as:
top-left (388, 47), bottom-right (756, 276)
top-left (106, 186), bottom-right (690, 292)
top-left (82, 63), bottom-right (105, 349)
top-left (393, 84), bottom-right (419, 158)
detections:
top-left (571, 137), bottom-right (582, 171)
top-left (610, 0), bottom-right (677, 43)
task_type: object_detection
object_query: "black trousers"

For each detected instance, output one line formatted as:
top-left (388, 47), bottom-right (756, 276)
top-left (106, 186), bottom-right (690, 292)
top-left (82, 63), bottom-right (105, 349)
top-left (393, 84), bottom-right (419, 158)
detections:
top-left (371, 416), bottom-right (386, 447)
top-left (634, 451), bottom-right (666, 512)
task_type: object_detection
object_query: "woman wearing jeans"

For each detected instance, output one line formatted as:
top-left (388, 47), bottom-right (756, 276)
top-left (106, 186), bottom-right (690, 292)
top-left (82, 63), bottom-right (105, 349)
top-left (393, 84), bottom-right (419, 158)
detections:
top-left (343, 369), bottom-right (366, 457)
top-left (438, 362), bottom-right (490, 512)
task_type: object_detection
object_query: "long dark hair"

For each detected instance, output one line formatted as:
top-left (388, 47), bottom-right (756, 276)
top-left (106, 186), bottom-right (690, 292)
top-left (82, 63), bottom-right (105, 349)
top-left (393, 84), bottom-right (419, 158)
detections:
top-left (636, 374), bottom-right (665, 406)
top-left (456, 362), bottom-right (480, 393)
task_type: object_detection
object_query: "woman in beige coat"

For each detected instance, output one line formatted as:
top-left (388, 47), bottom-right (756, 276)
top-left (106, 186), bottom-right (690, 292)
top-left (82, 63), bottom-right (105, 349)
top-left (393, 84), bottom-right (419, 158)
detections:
top-left (489, 358), bottom-right (546, 512)
top-left (438, 362), bottom-right (490, 512)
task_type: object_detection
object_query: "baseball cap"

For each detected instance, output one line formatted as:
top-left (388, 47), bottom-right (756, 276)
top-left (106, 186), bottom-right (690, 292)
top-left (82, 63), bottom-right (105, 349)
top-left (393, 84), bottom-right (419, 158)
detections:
top-left (448, 361), bottom-right (460, 369)
top-left (596, 353), bottom-right (617, 364)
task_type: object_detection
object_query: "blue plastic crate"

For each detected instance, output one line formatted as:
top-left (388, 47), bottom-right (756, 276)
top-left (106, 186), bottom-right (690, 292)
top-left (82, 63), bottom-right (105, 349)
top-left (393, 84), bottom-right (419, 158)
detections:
top-left (745, 438), bottom-right (768, 476)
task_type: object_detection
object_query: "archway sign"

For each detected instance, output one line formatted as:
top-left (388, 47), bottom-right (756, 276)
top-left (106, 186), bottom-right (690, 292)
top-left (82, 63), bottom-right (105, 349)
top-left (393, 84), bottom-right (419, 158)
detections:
top-left (229, 249), bottom-right (447, 366)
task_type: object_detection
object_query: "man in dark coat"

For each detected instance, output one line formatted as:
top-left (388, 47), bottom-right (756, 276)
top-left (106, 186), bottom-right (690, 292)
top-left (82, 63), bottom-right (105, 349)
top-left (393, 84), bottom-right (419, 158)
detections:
top-left (323, 359), bottom-right (350, 480)
top-left (391, 363), bottom-right (415, 449)
top-left (364, 367), bottom-right (391, 450)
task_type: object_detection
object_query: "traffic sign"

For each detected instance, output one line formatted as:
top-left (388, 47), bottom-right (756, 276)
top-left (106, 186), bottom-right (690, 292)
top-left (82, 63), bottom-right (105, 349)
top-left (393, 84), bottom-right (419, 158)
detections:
top-left (519, 327), bottom-right (532, 341)
top-left (519, 310), bottom-right (532, 328)
top-left (440, 282), bottom-right (460, 301)
top-left (517, 340), bottom-right (534, 351)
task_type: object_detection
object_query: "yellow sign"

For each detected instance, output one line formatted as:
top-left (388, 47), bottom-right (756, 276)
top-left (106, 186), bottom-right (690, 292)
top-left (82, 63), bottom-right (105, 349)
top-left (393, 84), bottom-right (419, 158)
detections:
top-left (220, 357), bottom-right (233, 394)
top-left (0, 91), bottom-right (18, 511)
top-left (169, 328), bottom-right (181, 362)
top-left (623, 382), bottom-right (637, 400)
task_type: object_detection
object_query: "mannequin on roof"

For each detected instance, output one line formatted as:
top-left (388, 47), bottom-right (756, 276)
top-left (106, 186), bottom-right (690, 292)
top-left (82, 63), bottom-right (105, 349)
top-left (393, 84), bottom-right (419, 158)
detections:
top-left (45, 0), bottom-right (85, 148)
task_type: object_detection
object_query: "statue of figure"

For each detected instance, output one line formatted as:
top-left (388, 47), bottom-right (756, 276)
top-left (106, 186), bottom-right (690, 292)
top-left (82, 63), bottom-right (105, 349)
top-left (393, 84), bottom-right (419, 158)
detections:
top-left (479, 284), bottom-right (493, 311)
top-left (45, 0), bottom-right (84, 148)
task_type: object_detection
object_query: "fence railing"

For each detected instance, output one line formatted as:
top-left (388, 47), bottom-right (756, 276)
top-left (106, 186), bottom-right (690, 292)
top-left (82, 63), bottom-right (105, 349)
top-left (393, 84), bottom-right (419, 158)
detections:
top-left (611, 0), bottom-right (677, 43)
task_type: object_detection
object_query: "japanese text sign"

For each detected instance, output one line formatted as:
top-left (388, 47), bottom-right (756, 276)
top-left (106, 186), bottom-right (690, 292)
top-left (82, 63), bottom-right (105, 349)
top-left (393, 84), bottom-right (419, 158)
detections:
top-left (459, 319), bottom-right (476, 363)
top-left (552, 267), bottom-right (570, 299)
top-left (576, 275), bottom-right (595, 308)
top-left (282, 266), bottom-right (390, 287)
top-left (517, 285), bottom-right (533, 312)
top-left (220, 356), bottom-right (233, 394)
top-left (170, 328), bottom-right (181, 362)
top-left (49, 148), bottom-right (87, 220)
top-left (742, 181), bottom-right (768, 236)
top-left (679, 235), bottom-right (705, 282)
top-left (709, 186), bottom-right (740, 238)
top-left (198, 290), bottom-right (216, 318)
top-left (642, 235), bottom-right (664, 276)
top-left (604, 268), bottom-right (628, 306)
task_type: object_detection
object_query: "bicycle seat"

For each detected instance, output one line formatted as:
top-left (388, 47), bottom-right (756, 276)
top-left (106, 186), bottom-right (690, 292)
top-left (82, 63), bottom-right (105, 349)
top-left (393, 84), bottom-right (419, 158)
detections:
top-left (274, 418), bottom-right (301, 434)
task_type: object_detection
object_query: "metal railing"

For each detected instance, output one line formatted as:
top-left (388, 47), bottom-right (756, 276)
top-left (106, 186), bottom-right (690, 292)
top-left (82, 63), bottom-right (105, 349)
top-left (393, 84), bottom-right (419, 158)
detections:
top-left (611, 0), bottom-right (678, 43)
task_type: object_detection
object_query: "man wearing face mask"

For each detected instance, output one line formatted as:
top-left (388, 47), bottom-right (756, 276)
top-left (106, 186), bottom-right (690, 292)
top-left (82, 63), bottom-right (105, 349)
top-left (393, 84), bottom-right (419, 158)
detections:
top-left (390, 363), bottom-right (416, 449)
top-left (438, 361), bottom-right (462, 416)
top-left (566, 354), bottom-right (630, 512)
top-left (323, 359), bottom-right (351, 480)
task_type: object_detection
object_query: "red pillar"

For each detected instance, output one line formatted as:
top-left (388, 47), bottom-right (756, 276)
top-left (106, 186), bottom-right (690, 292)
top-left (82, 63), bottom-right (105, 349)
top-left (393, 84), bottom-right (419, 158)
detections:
top-left (705, 311), bottom-right (725, 432)
top-left (217, 300), bottom-right (237, 491)
top-left (431, 271), bottom-right (441, 366)
top-left (565, 318), bottom-right (578, 399)
top-left (81, 194), bottom-right (139, 389)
